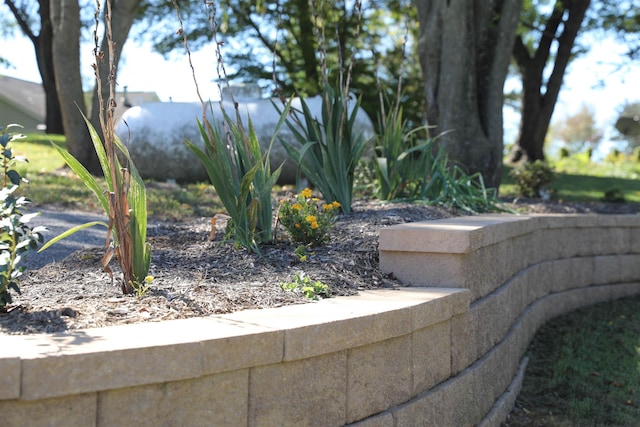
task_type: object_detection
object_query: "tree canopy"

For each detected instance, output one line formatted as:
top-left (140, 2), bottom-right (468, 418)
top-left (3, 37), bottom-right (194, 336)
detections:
top-left (509, 0), bottom-right (640, 163)
top-left (2, 0), bottom-right (638, 183)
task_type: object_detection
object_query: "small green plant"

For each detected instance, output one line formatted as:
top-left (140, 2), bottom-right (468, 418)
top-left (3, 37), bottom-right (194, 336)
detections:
top-left (0, 125), bottom-right (46, 309)
top-left (278, 188), bottom-right (340, 246)
top-left (39, 1), bottom-right (151, 294)
top-left (280, 272), bottom-right (330, 300)
top-left (509, 160), bottom-right (556, 199)
top-left (292, 244), bottom-right (309, 262)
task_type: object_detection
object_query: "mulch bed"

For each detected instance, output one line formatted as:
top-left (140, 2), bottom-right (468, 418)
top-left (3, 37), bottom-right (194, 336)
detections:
top-left (1, 198), bottom-right (638, 335)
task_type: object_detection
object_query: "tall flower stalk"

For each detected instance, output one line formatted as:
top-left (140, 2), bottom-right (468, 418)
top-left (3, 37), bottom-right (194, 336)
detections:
top-left (39, 0), bottom-right (150, 294)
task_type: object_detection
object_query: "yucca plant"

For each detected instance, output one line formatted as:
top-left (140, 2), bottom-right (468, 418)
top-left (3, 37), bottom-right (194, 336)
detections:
top-left (280, 86), bottom-right (370, 214)
top-left (39, 0), bottom-right (150, 294)
top-left (175, 0), bottom-right (288, 254)
top-left (373, 106), bottom-right (436, 201)
top-left (187, 105), bottom-right (289, 253)
top-left (275, 0), bottom-right (368, 214)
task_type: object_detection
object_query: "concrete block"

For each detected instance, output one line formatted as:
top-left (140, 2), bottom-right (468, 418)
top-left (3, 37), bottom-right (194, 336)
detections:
top-left (391, 387), bottom-right (453, 427)
top-left (0, 356), bottom-right (20, 400)
top-left (617, 254), bottom-right (640, 283)
top-left (629, 227), bottom-right (640, 253)
top-left (20, 317), bottom-right (283, 400)
top-left (447, 368), bottom-right (482, 427)
top-left (412, 321), bottom-right (451, 395)
top-left (527, 228), bottom-right (548, 266)
top-left (595, 227), bottom-right (628, 254)
top-left (21, 340), bottom-right (203, 401)
top-left (450, 311), bottom-right (478, 375)
top-left (0, 393), bottom-right (97, 427)
top-left (379, 251), bottom-right (467, 288)
top-left (592, 255), bottom-right (622, 286)
top-left (569, 257), bottom-right (596, 289)
top-left (547, 259), bottom-right (582, 294)
top-left (249, 351), bottom-right (347, 427)
top-left (347, 335), bottom-right (413, 423)
top-left (98, 370), bottom-right (248, 426)
top-left (276, 290), bottom-right (417, 361)
top-left (525, 262), bottom-right (555, 302)
top-left (347, 412), bottom-right (394, 427)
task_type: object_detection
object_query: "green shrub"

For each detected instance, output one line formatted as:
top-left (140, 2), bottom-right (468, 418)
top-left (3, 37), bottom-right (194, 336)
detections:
top-left (0, 125), bottom-right (46, 309)
top-left (558, 147), bottom-right (570, 159)
top-left (603, 188), bottom-right (625, 203)
top-left (605, 148), bottom-right (622, 164)
top-left (278, 188), bottom-right (340, 246)
top-left (509, 160), bottom-right (556, 198)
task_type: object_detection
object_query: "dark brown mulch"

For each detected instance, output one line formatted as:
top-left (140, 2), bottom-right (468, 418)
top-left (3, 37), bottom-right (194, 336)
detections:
top-left (1, 198), bottom-right (638, 335)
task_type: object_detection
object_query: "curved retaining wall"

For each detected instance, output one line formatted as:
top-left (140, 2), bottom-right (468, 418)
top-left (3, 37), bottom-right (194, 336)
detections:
top-left (1, 213), bottom-right (639, 426)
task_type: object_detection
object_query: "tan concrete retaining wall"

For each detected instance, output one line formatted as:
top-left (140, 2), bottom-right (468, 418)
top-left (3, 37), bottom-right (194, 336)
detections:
top-left (1, 214), bottom-right (638, 426)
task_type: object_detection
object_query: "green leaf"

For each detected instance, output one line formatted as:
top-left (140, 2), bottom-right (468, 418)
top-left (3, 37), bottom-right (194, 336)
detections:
top-left (38, 221), bottom-right (108, 253)
top-left (50, 142), bottom-right (110, 213)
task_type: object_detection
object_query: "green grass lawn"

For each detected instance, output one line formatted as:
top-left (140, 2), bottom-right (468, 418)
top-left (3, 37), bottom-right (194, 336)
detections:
top-left (514, 296), bottom-right (640, 426)
top-left (500, 164), bottom-right (640, 203)
top-left (14, 133), bottom-right (224, 221)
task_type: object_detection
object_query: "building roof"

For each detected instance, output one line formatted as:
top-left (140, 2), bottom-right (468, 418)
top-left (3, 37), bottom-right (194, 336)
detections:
top-left (0, 74), bottom-right (45, 122)
top-left (0, 74), bottom-right (160, 129)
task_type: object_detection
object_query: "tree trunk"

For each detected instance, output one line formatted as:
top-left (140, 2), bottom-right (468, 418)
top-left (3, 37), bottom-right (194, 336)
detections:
top-left (35, 1), bottom-right (63, 135)
top-left (88, 0), bottom-right (141, 174)
top-left (50, 0), bottom-right (90, 165)
top-left (415, 0), bottom-right (522, 189)
top-left (510, 0), bottom-right (590, 163)
top-left (5, 0), bottom-right (65, 134)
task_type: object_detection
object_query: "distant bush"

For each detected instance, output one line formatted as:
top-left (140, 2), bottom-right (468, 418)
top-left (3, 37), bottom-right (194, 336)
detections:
top-left (509, 160), bottom-right (556, 199)
top-left (603, 188), bottom-right (625, 203)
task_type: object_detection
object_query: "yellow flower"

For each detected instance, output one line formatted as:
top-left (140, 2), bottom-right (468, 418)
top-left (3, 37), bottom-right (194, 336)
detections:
top-left (300, 188), bottom-right (313, 198)
top-left (300, 255), bottom-right (307, 262)
top-left (292, 203), bottom-right (302, 211)
top-left (322, 204), bottom-right (333, 211)
top-left (310, 221), bottom-right (319, 230)
top-left (331, 201), bottom-right (341, 209)
top-left (312, 197), bottom-right (319, 202)
top-left (305, 215), bottom-right (317, 224)
top-left (294, 223), bottom-right (301, 229)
